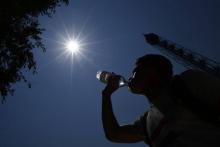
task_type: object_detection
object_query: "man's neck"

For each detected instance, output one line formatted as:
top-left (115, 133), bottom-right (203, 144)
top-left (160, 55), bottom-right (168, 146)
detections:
top-left (144, 85), bottom-right (167, 103)
top-left (147, 84), bottom-right (178, 121)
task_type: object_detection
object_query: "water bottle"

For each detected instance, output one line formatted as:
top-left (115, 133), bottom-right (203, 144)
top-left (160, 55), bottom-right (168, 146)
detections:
top-left (96, 71), bottom-right (128, 87)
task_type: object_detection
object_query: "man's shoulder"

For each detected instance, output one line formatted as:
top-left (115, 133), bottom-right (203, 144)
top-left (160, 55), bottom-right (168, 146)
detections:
top-left (177, 69), bottom-right (220, 98)
top-left (172, 69), bottom-right (220, 98)
top-left (171, 69), bottom-right (220, 124)
top-left (178, 69), bottom-right (220, 83)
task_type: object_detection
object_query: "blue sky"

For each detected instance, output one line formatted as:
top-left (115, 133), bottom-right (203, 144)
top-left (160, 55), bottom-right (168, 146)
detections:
top-left (0, 0), bottom-right (220, 147)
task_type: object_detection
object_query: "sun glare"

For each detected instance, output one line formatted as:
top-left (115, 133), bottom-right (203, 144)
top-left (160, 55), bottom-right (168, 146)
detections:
top-left (66, 40), bottom-right (80, 54)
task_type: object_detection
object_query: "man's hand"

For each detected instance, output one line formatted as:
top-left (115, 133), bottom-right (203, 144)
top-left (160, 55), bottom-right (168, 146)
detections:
top-left (102, 74), bottom-right (121, 96)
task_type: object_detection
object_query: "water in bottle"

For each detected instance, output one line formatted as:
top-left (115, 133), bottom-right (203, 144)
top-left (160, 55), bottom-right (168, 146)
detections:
top-left (96, 71), bottom-right (128, 87)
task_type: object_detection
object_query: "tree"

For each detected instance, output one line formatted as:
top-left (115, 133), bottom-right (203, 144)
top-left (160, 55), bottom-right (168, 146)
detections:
top-left (0, 0), bottom-right (69, 102)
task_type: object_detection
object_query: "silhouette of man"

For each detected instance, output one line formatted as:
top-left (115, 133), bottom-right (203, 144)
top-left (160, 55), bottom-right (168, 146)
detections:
top-left (101, 54), bottom-right (220, 147)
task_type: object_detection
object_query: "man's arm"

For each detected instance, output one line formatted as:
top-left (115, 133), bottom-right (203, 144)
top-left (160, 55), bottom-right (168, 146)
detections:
top-left (101, 75), bottom-right (147, 143)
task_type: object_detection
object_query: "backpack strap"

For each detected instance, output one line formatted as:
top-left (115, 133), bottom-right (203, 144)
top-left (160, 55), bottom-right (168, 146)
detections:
top-left (170, 75), bottom-right (220, 126)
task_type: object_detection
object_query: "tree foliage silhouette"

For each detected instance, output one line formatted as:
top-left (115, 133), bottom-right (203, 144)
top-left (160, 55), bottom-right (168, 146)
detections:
top-left (0, 0), bottom-right (69, 101)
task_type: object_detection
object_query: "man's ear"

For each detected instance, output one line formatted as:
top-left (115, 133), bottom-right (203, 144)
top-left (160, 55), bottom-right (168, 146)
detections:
top-left (147, 69), bottom-right (160, 87)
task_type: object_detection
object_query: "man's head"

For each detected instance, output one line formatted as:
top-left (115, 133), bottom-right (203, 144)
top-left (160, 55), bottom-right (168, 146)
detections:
top-left (128, 54), bottom-right (173, 98)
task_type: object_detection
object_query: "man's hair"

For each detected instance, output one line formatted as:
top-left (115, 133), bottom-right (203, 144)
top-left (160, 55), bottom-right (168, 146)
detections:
top-left (135, 54), bottom-right (173, 83)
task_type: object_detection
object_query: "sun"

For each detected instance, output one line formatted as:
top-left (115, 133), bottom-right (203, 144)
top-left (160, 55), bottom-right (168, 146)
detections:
top-left (66, 40), bottom-right (80, 54)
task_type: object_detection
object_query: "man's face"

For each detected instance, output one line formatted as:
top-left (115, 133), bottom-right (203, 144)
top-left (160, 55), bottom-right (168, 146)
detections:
top-left (128, 66), bottom-right (149, 94)
top-left (128, 65), bottom-right (160, 96)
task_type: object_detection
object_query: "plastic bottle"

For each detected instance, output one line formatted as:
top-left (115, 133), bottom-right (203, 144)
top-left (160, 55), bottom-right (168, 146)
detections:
top-left (96, 71), bottom-right (128, 87)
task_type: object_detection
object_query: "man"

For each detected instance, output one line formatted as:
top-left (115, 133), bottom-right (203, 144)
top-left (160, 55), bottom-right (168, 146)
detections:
top-left (101, 54), bottom-right (220, 147)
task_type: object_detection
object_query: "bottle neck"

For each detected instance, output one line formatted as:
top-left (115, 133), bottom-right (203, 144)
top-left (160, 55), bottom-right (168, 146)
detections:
top-left (119, 77), bottom-right (128, 87)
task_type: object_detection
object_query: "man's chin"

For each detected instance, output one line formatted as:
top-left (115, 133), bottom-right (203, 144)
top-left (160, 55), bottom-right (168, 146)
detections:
top-left (128, 87), bottom-right (141, 94)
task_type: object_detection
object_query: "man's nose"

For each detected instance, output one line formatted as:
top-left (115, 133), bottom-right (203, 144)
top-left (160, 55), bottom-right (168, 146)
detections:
top-left (128, 77), bottom-right (133, 87)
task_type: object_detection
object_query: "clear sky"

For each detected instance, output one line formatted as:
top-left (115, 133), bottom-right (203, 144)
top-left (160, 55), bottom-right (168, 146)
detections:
top-left (0, 0), bottom-right (220, 147)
